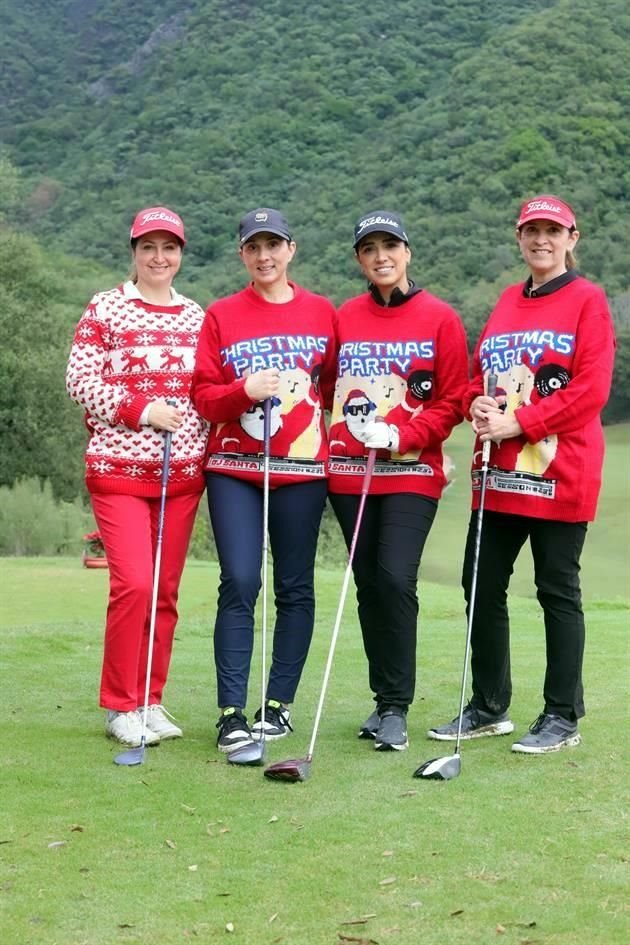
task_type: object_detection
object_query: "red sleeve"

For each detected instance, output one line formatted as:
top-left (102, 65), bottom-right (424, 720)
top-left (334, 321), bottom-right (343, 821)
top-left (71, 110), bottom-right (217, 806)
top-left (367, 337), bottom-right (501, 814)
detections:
top-left (190, 307), bottom-right (253, 422)
top-left (320, 306), bottom-right (339, 411)
top-left (65, 298), bottom-right (148, 432)
top-left (462, 331), bottom-right (486, 419)
top-left (397, 308), bottom-right (470, 453)
top-left (516, 292), bottom-right (616, 442)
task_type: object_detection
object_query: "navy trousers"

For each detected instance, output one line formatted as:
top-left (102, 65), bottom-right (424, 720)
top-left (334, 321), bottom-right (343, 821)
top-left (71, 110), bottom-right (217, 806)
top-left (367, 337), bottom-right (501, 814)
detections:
top-left (329, 492), bottom-right (437, 709)
top-left (466, 510), bottom-right (588, 721)
top-left (206, 473), bottom-right (327, 710)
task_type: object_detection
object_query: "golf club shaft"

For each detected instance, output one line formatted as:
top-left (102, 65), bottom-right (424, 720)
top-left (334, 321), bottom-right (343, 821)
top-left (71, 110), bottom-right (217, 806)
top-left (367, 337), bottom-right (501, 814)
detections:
top-left (306, 449), bottom-right (377, 760)
top-left (138, 430), bottom-right (173, 746)
top-left (454, 373), bottom-right (498, 753)
top-left (260, 399), bottom-right (271, 736)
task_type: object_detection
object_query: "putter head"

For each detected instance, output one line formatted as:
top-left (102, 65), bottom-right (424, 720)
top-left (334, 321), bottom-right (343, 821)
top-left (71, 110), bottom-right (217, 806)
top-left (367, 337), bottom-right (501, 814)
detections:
top-left (413, 753), bottom-right (461, 781)
top-left (113, 746), bottom-right (146, 767)
top-left (227, 739), bottom-right (265, 767)
top-left (264, 757), bottom-right (311, 782)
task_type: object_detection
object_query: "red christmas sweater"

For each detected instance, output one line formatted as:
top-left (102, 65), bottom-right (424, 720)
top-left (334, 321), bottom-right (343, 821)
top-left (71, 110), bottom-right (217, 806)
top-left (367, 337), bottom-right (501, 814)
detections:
top-left (467, 277), bottom-right (615, 521)
top-left (66, 282), bottom-right (208, 497)
top-left (191, 283), bottom-right (337, 488)
top-left (328, 290), bottom-right (469, 497)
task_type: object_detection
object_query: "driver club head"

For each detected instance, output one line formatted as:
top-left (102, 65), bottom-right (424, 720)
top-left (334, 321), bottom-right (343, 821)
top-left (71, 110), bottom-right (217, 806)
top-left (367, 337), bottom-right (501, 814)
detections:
top-left (227, 739), bottom-right (266, 767)
top-left (264, 757), bottom-right (311, 782)
top-left (413, 753), bottom-right (461, 781)
top-left (113, 746), bottom-right (146, 767)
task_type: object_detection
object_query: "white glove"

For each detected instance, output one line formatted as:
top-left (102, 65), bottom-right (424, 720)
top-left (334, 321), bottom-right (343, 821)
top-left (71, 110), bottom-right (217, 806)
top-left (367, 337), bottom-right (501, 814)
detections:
top-left (362, 420), bottom-right (400, 452)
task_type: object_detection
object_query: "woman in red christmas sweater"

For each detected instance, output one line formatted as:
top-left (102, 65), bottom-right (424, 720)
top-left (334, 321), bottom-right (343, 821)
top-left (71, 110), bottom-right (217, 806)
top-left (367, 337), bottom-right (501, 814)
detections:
top-left (428, 195), bottom-right (616, 753)
top-left (191, 208), bottom-right (337, 752)
top-left (66, 207), bottom-right (208, 748)
top-left (328, 210), bottom-right (469, 752)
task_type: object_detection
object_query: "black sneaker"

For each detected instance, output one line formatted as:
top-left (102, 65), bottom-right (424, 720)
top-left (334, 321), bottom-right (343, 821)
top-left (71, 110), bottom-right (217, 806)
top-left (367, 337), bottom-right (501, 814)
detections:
top-left (251, 700), bottom-right (293, 740)
top-left (427, 702), bottom-right (514, 741)
top-left (512, 713), bottom-right (581, 754)
top-left (216, 707), bottom-right (252, 753)
top-left (374, 708), bottom-right (408, 752)
top-left (358, 707), bottom-right (381, 740)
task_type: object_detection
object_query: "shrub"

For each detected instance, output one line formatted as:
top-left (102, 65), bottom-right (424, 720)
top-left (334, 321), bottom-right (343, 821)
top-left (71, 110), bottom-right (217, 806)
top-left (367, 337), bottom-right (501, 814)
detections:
top-left (0, 478), bottom-right (90, 555)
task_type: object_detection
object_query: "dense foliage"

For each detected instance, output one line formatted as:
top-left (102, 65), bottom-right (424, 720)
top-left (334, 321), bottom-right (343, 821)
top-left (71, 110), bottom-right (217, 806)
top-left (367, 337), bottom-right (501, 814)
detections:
top-left (0, 0), bottom-right (628, 500)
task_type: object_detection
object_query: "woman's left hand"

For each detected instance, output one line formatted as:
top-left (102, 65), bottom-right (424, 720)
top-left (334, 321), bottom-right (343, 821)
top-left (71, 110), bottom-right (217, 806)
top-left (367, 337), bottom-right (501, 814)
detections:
top-left (477, 410), bottom-right (523, 442)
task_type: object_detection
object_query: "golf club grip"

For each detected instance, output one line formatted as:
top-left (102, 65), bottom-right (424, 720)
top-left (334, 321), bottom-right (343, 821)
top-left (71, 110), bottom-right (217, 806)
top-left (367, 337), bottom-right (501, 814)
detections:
top-left (161, 432), bottom-right (173, 489)
top-left (263, 398), bottom-right (272, 453)
top-left (362, 448), bottom-right (377, 495)
top-left (159, 398), bottom-right (178, 489)
top-left (481, 373), bottom-right (498, 464)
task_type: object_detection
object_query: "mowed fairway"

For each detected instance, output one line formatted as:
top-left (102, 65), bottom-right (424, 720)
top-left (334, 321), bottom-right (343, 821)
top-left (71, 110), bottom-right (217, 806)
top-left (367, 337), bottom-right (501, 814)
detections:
top-left (1, 425), bottom-right (628, 945)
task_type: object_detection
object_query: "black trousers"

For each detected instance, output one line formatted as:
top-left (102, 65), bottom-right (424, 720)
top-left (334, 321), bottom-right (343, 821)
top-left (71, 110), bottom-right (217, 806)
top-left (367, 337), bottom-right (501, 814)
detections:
top-left (465, 510), bottom-right (588, 722)
top-left (329, 492), bottom-right (437, 709)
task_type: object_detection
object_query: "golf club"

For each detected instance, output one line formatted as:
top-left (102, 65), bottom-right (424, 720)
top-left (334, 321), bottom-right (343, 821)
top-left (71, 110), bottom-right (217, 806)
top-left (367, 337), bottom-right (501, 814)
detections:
top-left (114, 428), bottom-right (173, 766)
top-left (264, 448), bottom-right (377, 782)
top-left (413, 372), bottom-right (498, 781)
top-left (228, 399), bottom-right (272, 766)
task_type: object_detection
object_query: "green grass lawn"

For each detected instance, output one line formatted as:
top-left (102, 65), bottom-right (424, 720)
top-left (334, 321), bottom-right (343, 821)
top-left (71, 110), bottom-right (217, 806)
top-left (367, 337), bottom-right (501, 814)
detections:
top-left (1, 549), bottom-right (628, 944)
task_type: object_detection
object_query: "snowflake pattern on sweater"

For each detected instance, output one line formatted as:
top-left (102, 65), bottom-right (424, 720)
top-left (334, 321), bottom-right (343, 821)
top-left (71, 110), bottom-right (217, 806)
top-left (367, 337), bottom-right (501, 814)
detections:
top-left (66, 282), bottom-right (208, 497)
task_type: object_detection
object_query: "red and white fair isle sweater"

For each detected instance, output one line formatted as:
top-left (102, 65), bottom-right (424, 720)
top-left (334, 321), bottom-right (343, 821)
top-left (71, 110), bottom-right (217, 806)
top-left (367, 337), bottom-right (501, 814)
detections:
top-left (466, 276), bottom-right (616, 522)
top-left (66, 282), bottom-right (208, 497)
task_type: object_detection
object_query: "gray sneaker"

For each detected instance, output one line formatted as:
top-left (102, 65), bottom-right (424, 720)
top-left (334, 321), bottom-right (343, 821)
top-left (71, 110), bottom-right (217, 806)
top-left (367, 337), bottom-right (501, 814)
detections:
top-left (427, 703), bottom-right (514, 741)
top-left (512, 713), bottom-right (581, 754)
top-left (374, 708), bottom-right (408, 752)
top-left (358, 708), bottom-right (381, 740)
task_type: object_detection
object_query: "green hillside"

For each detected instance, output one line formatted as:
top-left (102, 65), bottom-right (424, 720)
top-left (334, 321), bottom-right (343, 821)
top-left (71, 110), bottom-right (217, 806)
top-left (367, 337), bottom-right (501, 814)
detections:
top-left (1, 0), bottom-right (628, 500)
top-left (1, 0), bottom-right (628, 317)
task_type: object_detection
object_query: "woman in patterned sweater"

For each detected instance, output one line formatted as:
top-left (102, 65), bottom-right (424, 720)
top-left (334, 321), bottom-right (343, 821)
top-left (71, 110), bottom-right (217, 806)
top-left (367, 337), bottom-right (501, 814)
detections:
top-left (66, 207), bottom-right (208, 749)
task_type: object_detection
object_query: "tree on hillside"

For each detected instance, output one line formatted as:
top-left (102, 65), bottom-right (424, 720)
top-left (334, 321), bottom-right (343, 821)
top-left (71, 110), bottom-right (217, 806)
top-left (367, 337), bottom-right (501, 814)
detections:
top-left (0, 231), bottom-right (87, 500)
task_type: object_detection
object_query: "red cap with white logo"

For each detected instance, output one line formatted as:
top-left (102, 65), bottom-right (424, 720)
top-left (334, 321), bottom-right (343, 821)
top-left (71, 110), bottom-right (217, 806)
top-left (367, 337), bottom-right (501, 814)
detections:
top-left (516, 195), bottom-right (576, 230)
top-left (130, 206), bottom-right (186, 245)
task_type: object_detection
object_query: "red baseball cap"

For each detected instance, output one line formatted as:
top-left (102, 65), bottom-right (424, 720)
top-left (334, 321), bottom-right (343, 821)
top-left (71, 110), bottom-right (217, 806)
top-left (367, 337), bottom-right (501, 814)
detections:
top-left (130, 206), bottom-right (186, 245)
top-left (516, 195), bottom-right (576, 230)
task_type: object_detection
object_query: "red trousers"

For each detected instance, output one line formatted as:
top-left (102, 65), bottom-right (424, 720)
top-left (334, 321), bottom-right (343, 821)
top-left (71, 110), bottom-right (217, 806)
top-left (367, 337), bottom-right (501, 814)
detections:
top-left (91, 491), bottom-right (201, 711)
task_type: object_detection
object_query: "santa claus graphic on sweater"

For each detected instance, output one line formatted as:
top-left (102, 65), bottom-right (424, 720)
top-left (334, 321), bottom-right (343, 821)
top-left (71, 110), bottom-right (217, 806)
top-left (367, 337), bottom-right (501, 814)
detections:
top-left (484, 361), bottom-right (571, 485)
top-left (328, 389), bottom-right (378, 456)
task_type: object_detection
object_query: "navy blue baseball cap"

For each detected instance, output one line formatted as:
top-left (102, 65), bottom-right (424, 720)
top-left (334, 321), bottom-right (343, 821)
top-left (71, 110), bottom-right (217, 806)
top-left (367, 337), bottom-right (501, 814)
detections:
top-left (239, 208), bottom-right (292, 244)
top-left (353, 210), bottom-right (409, 248)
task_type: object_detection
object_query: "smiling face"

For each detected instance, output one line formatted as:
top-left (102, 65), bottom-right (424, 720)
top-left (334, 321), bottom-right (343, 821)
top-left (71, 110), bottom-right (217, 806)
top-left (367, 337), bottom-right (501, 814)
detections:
top-left (133, 230), bottom-right (183, 294)
top-left (355, 233), bottom-right (411, 299)
top-left (239, 233), bottom-right (296, 292)
top-left (516, 219), bottom-right (579, 285)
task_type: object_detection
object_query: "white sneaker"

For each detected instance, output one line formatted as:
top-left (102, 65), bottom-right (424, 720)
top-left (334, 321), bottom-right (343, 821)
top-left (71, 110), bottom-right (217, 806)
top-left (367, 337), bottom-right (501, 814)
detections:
top-left (105, 710), bottom-right (160, 747)
top-left (140, 704), bottom-right (183, 740)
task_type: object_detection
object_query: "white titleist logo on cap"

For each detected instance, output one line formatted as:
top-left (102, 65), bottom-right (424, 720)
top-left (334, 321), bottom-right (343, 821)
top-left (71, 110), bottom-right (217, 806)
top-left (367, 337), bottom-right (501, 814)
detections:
top-left (141, 210), bottom-right (181, 228)
top-left (356, 215), bottom-right (400, 235)
top-left (255, 212), bottom-right (269, 222)
top-left (525, 200), bottom-right (562, 215)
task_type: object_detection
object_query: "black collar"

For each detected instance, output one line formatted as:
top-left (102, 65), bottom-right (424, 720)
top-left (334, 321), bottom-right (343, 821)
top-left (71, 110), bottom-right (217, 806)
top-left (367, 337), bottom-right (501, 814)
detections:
top-left (523, 269), bottom-right (579, 298)
top-left (369, 279), bottom-right (423, 307)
